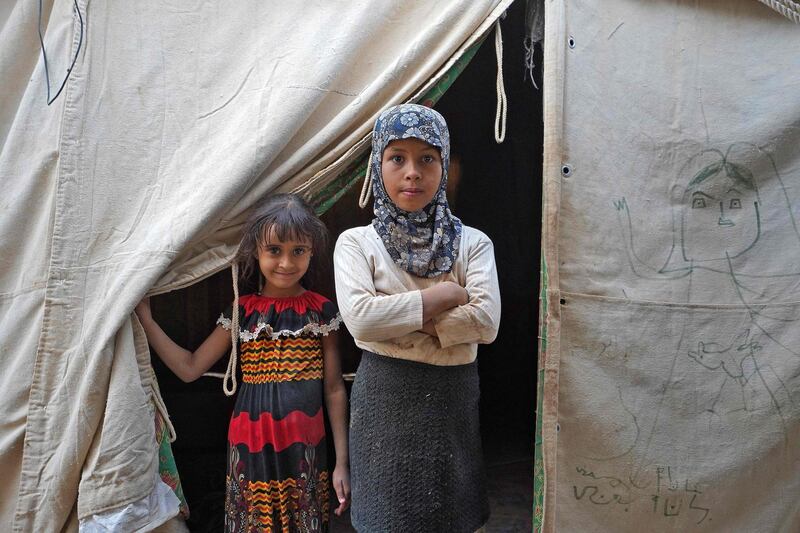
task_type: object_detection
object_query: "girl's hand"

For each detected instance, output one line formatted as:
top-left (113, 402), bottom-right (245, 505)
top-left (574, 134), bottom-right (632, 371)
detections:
top-left (441, 280), bottom-right (469, 307)
top-left (420, 320), bottom-right (438, 336)
top-left (332, 463), bottom-right (351, 516)
top-left (135, 297), bottom-right (152, 323)
top-left (133, 296), bottom-right (230, 382)
top-left (421, 281), bottom-right (468, 322)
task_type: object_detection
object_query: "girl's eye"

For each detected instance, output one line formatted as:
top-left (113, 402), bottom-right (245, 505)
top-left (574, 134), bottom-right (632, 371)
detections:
top-left (390, 155), bottom-right (404, 164)
top-left (692, 197), bottom-right (706, 209)
top-left (729, 198), bottom-right (741, 209)
top-left (422, 155), bottom-right (435, 164)
top-left (267, 246), bottom-right (281, 255)
top-left (293, 248), bottom-right (308, 256)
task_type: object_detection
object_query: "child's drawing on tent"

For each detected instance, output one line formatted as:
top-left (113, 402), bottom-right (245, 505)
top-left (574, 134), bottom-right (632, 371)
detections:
top-left (608, 142), bottom-right (800, 486)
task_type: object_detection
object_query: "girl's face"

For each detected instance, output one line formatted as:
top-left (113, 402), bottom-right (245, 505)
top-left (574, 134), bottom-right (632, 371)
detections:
top-left (256, 226), bottom-right (312, 297)
top-left (381, 138), bottom-right (443, 212)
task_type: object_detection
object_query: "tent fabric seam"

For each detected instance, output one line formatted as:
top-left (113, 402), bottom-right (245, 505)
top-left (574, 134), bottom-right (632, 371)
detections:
top-left (558, 290), bottom-right (800, 309)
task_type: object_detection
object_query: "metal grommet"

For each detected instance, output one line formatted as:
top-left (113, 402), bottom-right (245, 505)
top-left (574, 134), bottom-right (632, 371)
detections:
top-left (561, 164), bottom-right (572, 177)
top-left (568, 36), bottom-right (576, 49)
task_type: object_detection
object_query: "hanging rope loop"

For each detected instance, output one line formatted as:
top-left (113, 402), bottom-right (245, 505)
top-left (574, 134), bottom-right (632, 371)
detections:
top-left (358, 158), bottom-right (373, 208)
top-left (151, 378), bottom-right (178, 443)
top-left (756, 0), bottom-right (800, 24)
top-left (223, 262), bottom-right (240, 396)
top-left (494, 19), bottom-right (508, 144)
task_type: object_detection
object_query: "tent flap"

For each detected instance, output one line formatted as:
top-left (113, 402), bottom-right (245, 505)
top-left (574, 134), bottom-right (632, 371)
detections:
top-left (0, 0), bottom-right (511, 529)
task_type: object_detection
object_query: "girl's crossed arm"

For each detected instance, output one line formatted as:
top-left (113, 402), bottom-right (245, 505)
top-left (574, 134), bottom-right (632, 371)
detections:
top-left (135, 297), bottom-right (231, 382)
top-left (428, 237), bottom-right (501, 348)
top-left (334, 234), bottom-right (467, 342)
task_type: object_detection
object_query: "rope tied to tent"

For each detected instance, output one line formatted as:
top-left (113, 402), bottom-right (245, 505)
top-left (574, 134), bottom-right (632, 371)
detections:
top-left (494, 19), bottom-right (508, 144)
top-left (523, 0), bottom-right (544, 88)
top-left (358, 157), bottom-right (373, 208)
top-left (757, 0), bottom-right (800, 23)
top-left (223, 262), bottom-right (240, 396)
top-left (150, 371), bottom-right (178, 443)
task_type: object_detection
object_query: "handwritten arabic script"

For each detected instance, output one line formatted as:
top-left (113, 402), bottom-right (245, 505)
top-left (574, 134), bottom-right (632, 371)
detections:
top-left (573, 464), bottom-right (712, 525)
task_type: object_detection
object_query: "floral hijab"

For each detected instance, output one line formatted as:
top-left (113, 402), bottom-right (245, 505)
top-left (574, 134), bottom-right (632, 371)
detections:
top-left (369, 104), bottom-right (462, 278)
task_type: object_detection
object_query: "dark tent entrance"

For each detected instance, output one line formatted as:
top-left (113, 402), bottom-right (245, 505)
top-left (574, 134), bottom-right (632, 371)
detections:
top-left (150, 5), bottom-right (541, 530)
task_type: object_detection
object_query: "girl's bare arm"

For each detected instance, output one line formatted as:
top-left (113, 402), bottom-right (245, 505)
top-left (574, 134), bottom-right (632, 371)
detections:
top-left (322, 332), bottom-right (351, 515)
top-left (135, 297), bottom-right (231, 382)
top-left (421, 281), bottom-right (468, 322)
top-left (417, 281), bottom-right (467, 336)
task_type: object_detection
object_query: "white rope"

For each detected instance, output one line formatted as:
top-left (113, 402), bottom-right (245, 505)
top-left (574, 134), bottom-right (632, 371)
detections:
top-left (358, 157), bottom-right (373, 208)
top-left (150, 370), bottom-right (177, 443)
top-left (223, 262), bottom-right (240, 396)
top-left (757, 0), bottom-right (800, 23)
top-left (494, 19), bottom-right (508, 144)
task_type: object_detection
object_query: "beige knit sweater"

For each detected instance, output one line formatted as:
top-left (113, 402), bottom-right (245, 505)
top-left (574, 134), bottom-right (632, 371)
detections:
top-left (333, 224), bottom-right (501, 366)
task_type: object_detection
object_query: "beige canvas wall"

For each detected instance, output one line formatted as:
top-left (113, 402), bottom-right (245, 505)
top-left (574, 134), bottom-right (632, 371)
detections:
top-left (540, 0), bottom-right (800, 531)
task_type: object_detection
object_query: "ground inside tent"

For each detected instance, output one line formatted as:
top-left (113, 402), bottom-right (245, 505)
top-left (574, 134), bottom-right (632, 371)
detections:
top-left (149, 4), bottom-right (540, 530)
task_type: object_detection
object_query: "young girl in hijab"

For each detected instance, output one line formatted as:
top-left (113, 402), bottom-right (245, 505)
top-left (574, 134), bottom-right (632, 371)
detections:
top-left (334, 104), bottom-right (501, 532)
top-left (136, 194), bottom-right (350, 532)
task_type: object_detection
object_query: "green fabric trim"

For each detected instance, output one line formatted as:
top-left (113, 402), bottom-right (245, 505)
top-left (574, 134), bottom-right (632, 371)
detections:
top-left (313, 38), bottom-right (485, 215)
top-left (156, 410), bottom-right (190, 519)
top-left (533, 255), bottom-right (547, 532)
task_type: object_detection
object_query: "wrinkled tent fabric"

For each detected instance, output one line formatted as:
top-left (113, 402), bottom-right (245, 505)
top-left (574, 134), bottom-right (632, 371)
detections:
top-left (0, 0), bottom-right (512, 530)
top-left (537, 0), bottom-right (800, 531)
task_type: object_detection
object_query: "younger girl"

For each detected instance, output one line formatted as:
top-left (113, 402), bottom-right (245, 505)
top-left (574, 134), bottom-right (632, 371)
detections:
top-left (136, 194), bottom-right (350, 532)
top-left (334, 104), bottom-right (501, 532)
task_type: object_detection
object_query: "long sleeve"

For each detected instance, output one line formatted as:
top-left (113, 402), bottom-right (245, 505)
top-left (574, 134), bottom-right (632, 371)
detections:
top-left (432, 237), bottom-right (501, 348)
top-left (334, 230), bottom-right (424, 342)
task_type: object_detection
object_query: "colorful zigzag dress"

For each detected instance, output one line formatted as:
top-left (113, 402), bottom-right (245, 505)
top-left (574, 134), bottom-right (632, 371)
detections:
top-left (218, 291), bottom-right (341, 532)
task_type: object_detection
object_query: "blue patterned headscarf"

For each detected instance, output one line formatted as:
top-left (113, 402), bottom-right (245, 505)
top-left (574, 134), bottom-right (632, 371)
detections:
top-left (369, 104), bottom-right (462, 278)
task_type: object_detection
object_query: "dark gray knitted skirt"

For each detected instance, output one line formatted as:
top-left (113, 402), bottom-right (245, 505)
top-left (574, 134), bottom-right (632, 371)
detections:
top-left (349, 351), bottom-right (489, 533)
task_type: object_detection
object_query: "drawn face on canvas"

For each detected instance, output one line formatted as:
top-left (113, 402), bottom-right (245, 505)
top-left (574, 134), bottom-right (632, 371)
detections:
top-left (681, 164), bottom-right (760, 262)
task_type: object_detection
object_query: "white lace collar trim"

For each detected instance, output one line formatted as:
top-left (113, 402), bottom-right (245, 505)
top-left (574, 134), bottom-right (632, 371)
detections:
top-left (217, 313), bottom-right (342, 342)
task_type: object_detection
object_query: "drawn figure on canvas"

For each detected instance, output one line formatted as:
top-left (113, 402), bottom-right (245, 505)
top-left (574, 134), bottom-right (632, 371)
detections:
top-left (687, 328), bottom-right (790, 419)
top-left (612, 142), bottom-right (800, 482)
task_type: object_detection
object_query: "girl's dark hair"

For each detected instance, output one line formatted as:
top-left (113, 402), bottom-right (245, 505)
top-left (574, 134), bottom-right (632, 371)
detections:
top-left (233, 193), bottom-right (328, 289)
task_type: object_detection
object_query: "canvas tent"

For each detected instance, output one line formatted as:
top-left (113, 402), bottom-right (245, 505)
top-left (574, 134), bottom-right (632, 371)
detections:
top-left (0, 0), bottom-right (514, 529)
top-left (3, 0), bottom-right (799, 531)
top-left (535, 1), bottom-right (800, 532)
